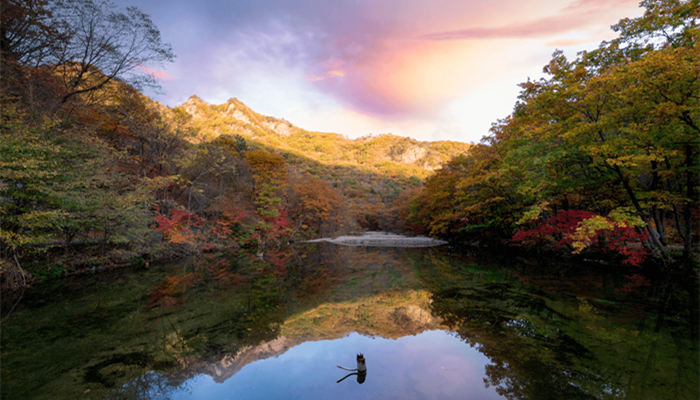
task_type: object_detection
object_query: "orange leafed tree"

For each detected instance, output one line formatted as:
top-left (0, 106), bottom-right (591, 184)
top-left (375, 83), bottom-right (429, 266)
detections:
top-left (290, 173), bottom-right (341, 234)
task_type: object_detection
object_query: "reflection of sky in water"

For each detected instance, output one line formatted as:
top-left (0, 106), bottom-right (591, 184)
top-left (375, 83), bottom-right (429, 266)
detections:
top-left (169, 330), bottom-right (503, 400)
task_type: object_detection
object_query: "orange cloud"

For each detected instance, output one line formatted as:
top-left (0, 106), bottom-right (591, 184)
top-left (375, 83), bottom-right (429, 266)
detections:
top-left (307, 69), bottom-right (345, 82)
top-left (310, 38), bottom-right (500, 116)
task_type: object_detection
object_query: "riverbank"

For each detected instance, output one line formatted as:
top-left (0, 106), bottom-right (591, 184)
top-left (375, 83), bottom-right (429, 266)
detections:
top-left (302, 231), bottom-right (448, 247)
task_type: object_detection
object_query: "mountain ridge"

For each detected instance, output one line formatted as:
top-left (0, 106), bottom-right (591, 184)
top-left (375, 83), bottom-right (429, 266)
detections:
top-left (176, 95), bottom-right (471, 178)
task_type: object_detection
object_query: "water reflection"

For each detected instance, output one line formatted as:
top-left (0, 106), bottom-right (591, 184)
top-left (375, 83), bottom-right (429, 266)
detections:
top-left (1, 244), bottom-right (697, 399)
top-left (120, 331), bottom-right (501, 400)
top-left (411, 251), bottom-right (699, 399)
top-left (335, 353), bottom-right (366, 384)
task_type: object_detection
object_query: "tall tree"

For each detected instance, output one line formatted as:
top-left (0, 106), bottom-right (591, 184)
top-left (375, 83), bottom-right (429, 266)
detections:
top-left (52, 0), bottom-right (175, 103)
top-left (1, 0), bottom-right (174, 104)
top-left (0, 0), bottom-right (61, 65)
top-left (405, 0), bottom-right (698, 265)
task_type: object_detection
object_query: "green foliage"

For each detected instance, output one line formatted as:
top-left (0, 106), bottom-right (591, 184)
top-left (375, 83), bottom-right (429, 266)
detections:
top-left (0, 99), bottom-right (171, 284)
top-left (413, 251), bottom-right (698, 399)
top-left (405, 0), bottom-right (699, 265)
top-left (215, 134), bottom-right (248, 153)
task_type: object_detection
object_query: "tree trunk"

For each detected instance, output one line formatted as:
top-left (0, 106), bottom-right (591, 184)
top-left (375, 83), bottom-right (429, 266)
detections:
top-left (681, 143), bottom-right (696, 264)
top-left (612, 164), bottom-right (670, 264)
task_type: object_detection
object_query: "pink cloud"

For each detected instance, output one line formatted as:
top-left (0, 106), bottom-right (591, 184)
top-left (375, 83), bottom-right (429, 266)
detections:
top-left (299, 0), bottom-right (641, 116)
top-left (546, 37), bottom-right (594, 47)
top-left (418, 0), bottom-right (638, 40)
top-left (563, 0), bottom-right (636, 12)
top-left (138, 64), bottom-right (175, 80)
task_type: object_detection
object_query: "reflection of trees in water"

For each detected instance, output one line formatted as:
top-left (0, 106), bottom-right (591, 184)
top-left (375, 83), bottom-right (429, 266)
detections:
top-left (280, 245), bottom-right (440, 339)
top-left (4, 247), bottom-right (696, 399)
top-left (1, 245), bottom-right (429, 399)
top-left (408, 250), bottom-right (699, 400)
top-left (2, 253), bottom-right (292, 399)
top-left (104, 371), bottom-right (178, 400)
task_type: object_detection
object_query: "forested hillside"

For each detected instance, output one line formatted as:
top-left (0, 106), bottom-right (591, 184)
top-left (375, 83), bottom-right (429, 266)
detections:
top-left (0, 0), bottom-right (468, 290)
top-left (178, 95), bottom-right (469, 178)
top-left (1, 0), bottom-right (696, 293)
top-left (172, 95), bottom-right (470, 231)
top-left (2, 2), bottom-right (698, 399)
top-left (405, 0), bottom-right (698, 268)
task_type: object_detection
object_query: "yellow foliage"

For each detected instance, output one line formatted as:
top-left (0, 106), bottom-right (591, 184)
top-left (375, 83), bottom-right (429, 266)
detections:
top-left (516, 201), bottom-right (550, 225)
top-left (607, 208), bottom-right (645, 228)
top-left (570, 216), bottom-right (612, 254)
top-left (569, 209), bottom-right (644, 254)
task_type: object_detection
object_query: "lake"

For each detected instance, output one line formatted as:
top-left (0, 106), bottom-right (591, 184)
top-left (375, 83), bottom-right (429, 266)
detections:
top-left (1, 241), bottom-right (697, 399)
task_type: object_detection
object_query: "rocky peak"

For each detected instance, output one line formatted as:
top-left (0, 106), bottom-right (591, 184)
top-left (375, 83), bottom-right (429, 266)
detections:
top-left (223, 100), bottom-right (253, 125)
top-left (175, 94), bottom-right (470, 176)
top-left (182, 95), bottom-right (208, 117)
top-left (184, 94), bottom-right (206, 106)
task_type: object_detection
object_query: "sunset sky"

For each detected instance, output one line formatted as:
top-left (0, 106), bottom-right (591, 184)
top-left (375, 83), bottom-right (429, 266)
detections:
top-left (115, 0), bottom-right (644, 143)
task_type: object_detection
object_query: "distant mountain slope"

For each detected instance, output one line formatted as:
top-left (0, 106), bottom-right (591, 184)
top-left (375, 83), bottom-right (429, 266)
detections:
top-left (177, 96), bottom-right (470, 179)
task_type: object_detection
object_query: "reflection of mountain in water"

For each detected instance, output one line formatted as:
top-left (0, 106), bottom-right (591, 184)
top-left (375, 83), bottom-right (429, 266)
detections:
top-left (2, 244), bottom-right (697, 400)
top-left (174, 245), bottom-right (445, 384)
top-left (202, 288), bottom-right (442, 383)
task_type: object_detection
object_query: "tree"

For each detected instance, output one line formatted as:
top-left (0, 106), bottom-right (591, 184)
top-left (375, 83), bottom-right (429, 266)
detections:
top-left (244, 150), bottom-right (288, 217)
top-left (108, 89), bottom-right (187, 177)
top-left (289, 173), bottom-right (341, 236)
top-left (53, 0), bottom-right (175, 103)
top-left (176, 143), bottom-right (240, 215)
top-left (404, 0), bottom-right (698, 265)
top-left (405, 143), bottom-right (516, 239)
top-left (0, 103), bottom-right (168, 288)
top-left (0, 0), bottom-right (61, 65)
top-left (1, 0), bottom-right (174, 104)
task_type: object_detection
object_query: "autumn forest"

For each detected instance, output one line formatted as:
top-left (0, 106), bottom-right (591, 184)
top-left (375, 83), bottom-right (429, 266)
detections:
top-left (1, 0), bottom-right (696, 287)
top-left (0, 0), bottom-right (698, 399)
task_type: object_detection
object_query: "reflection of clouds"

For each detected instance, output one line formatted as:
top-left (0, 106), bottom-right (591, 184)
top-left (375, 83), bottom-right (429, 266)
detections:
top-left (172, 331), bottom-right (502, 399)
top-left (394, 331), bottom-right (495, 399)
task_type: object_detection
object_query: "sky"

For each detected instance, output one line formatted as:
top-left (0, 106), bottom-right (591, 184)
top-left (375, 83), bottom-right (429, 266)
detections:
top-left (115, 0), bottom-right (644, 143)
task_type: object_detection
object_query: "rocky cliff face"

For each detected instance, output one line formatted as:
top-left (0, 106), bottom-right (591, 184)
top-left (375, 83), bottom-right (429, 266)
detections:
top-left (182, 95), bottom-right (208, 119)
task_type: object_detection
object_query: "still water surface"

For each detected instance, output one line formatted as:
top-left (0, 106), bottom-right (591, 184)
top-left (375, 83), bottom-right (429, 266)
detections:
top-left (1, 241), bottom-right (697, 399)
top-left (172, 331), bottom-right (499, 400)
